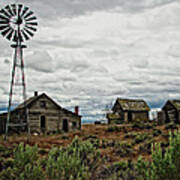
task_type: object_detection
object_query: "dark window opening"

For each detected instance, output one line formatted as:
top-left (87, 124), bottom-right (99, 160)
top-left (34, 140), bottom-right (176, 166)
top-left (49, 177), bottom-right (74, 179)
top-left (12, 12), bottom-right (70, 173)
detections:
top-left (128, 112), bottom-right (132, 122)
top-left (175, 112), bottom-right (178, 124)
top-left (40, 116), bottom-right (46, 132)
top-left (72, 121), bottom-right (77, 128)
top-left (165, 112), bottom-right (170, 123)
top-left (63, 119), bottom-right (68, 132)
top-left (40, 101), bottom-right (46, 108)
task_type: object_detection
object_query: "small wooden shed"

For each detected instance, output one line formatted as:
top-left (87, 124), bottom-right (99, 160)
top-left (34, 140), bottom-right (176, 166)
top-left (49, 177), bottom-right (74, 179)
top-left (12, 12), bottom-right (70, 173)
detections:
top-left (107, 98), bottom-right (150, 124)
top-left (0, 92), bottom-right (81, 134)
top-left (161, 100), bottom-right (180, 124)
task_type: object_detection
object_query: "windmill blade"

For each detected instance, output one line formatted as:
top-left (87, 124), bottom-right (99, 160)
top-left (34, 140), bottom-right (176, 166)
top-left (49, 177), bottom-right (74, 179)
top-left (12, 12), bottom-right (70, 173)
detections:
top-left (20, 6), bottom-right (29, 17)
top-left (18, 4), bottom-right (23, 17)
top-left (25, 24), bottom-right (37, 32)
top-left (1, 27), bottom-right (11, 37)
top-left (21, 30), bottom-right (30, 40)
top-left (0, 4), bottom-right (38, 42)
top-left (0, 9), bottom-right (11, 18)
top-left (26, 22), bottom-right (38, 26)
top-left (5, 5), bottom-right (14, 16)
top-left (6, 28), bottom-right (14, 40)
top-left (0, 14), bottom-right (10, 21)
top-left (24, 28), bottom-right (34, 37)
top-left (11, 4), bottom-right (17, 16)
top-left (0, 21), bottom-right (9, 25)
top-left (25, 16), bottom-right (37, 22)
top-left (24, 11), bottom-right (34, 19)
top-left (0, 25), bottom-right (9, 31)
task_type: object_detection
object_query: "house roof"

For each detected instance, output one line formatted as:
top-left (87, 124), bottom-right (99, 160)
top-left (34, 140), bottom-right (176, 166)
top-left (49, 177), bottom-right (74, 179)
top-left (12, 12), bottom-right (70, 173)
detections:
top-left (11, 93), bottom-right (81, 117)
top-left (15, 96), bottom-right (39, 110)
top-left (163, 100), bottom-right (180, 110)
top-left (115, 98), bottom-right (150, 111)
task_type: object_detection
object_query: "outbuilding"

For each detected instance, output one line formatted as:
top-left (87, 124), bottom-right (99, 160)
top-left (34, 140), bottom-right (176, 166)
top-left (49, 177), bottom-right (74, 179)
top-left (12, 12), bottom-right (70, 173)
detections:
top-left (107, 98), bottom-right (150, 124)
top-left (160, 100), bottom-right (180, 124)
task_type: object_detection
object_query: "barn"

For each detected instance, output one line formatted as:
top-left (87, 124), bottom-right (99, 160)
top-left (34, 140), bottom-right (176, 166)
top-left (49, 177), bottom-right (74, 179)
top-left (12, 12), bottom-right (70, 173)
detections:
top-left (0, 92), bottom-right (81, 134)
top-left (107, 98), bottom-right (150, 124)
top-left (160, 100), bottom-right (180, 124)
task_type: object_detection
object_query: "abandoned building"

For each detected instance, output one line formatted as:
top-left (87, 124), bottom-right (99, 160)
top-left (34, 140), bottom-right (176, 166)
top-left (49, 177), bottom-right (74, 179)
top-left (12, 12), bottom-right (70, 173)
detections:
top-left (0, 92), bottom-right (81, 134)
top-left (107, 98), bottom-right (150, 124)
top-left (158, 100), bottom-right (180, 124)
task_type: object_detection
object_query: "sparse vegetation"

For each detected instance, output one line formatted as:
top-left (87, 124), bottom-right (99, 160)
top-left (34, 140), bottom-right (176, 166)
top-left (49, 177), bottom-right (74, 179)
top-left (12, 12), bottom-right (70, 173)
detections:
top-left (114, 141), bottom-right (134, 157)
top-left (136, 130), bottom-right (180, 180)
top-left (0, 124), bottom-right (179, 179)
top-left (106, 125), bottom-right (128, 133)
top-left (165, 122), bottom-right (177, 130)
top-left (133, 133), bottom-right (153, 144)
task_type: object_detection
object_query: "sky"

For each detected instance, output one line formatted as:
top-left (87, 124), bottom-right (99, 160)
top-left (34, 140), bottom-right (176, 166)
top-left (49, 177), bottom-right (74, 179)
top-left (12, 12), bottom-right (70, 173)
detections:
top-left (0, 0), bottom-right (180, 122)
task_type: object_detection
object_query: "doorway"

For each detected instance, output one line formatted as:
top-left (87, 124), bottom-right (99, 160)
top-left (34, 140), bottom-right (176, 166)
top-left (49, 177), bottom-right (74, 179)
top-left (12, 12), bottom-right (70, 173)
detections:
top-left (40, 116), bottom-right (46, 132)
top-left (63, 119), bottom-right (68, 132)
top-left (128, 112), bottom-right (132, 122)
top-left (165, 112), bottom-right (170, 123)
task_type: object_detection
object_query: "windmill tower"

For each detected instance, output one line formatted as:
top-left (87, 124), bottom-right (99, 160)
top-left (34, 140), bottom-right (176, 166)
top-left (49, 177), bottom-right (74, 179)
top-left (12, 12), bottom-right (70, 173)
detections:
top-left (0, 4), bottom-right (38, 139)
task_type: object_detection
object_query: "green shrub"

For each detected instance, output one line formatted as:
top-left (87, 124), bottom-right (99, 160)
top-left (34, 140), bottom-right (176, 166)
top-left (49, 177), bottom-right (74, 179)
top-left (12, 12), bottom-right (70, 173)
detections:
top-left (38, 148), bottom-right (49, 155)
top-left (3, 158), bottom-right (14, 169)
top-left (0, 144), bottom-right (7, 152)
top-left (133, 133), bottom-right (153, 144)
top-left (46, 137), bottom-right (101, 180)
top-left (132, 120), bottom-right (145, 129)
top-left (152, 129), bottom-right (162, 136)
top-left (165, 122), bottom-right (177, 130)
top-left (139, 139), bottom-right (153, 154)
top-left (0, 143), bottom-right (44, 180)
top-left (114, 142), bottom-right (134, 157)
top-left (107, 160), bottom-right (136, 180)
top-left (124, 132), bottom-right (138, 139)
top-left (107, 126), bottom-right (127, 132)
top-left (61, 135), bottom-right (69, 139)
top-left (136, 130), bottom-right (180, 180)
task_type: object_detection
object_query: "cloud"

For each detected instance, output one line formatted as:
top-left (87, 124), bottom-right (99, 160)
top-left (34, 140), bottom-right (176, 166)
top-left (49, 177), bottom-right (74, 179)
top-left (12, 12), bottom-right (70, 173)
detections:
top-left (1, 0), bottom-right (180, 121)
top-left (25, 51), bottom-right (55, 73)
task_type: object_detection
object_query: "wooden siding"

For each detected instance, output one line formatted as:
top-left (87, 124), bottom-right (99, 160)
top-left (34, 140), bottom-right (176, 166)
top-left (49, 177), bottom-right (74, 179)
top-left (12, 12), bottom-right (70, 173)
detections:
top-left (162, 101), bottom-right (179, 124)
top-left (0, 95), bottom-right (81, 134)
top-left (131, 111), bottom-right (148, 122)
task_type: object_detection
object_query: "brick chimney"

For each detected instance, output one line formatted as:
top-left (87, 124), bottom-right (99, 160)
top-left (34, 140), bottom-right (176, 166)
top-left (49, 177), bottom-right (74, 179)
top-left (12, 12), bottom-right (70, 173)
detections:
top-left (75, 106), bottom-right (79, 115)
top-left (34, 91), bottom-right (38, 97)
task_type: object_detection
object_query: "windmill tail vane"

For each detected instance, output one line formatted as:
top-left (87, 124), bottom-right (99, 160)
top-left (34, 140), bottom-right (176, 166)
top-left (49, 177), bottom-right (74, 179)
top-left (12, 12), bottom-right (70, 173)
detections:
top-left (0, 4), bottom-right (38, 139)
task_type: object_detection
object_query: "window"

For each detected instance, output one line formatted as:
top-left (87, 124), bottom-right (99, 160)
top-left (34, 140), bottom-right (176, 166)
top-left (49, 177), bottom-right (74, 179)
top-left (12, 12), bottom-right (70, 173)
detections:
top-left (72, 121), bottom-right (77, 128)
top-left (40, 101), bottom-right (46, 108)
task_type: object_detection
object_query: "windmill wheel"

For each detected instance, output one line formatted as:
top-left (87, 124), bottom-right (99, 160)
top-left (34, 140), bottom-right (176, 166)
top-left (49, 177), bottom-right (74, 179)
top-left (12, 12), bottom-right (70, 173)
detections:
top-left (0, 4), bottom-right (38, 42)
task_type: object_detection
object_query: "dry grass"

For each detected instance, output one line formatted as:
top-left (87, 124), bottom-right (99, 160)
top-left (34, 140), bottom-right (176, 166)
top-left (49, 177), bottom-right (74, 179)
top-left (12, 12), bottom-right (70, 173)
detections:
top-left (0, 123), bottom-right (180, 163)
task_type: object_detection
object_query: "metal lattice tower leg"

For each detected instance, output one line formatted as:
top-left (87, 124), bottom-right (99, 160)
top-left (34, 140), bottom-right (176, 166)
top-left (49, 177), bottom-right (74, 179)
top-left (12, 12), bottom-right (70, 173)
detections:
top-left (4, 41), bottom-right (28, 140)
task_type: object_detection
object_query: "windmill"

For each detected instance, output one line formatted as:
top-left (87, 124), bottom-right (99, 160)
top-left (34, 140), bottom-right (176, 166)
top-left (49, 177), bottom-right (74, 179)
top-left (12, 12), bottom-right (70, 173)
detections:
top-left (0, 4), bottom-right (38, 139)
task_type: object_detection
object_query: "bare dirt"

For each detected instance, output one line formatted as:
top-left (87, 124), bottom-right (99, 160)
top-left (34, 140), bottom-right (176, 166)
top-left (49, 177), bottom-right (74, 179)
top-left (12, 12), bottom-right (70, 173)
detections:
top-left (0, 123), bottom-right (180, 163)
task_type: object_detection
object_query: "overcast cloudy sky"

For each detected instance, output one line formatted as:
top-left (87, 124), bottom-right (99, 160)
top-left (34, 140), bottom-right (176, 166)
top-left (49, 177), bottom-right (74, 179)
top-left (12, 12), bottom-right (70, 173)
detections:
top-left (0, 0), bottom-right (180, 122)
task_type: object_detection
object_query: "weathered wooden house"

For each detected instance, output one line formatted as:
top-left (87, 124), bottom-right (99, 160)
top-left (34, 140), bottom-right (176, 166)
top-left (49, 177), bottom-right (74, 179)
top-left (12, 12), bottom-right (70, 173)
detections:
top-left (107, 98), bottom-right (150, 124)
top-left (0, 92), bottom-right (81, 134)
top-left (158, 100), bottom-right (180, 124)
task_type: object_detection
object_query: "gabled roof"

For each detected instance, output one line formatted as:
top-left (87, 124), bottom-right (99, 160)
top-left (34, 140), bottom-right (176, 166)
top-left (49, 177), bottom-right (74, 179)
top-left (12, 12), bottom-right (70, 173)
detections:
top-left (115, 98), bottom-right (150, 111)
top-left (15, 96), bottom-right (39, 110)
top-left (13, 93), bottom-right (80, 117)
top-left (163, 100), bottom-right (180, 110)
